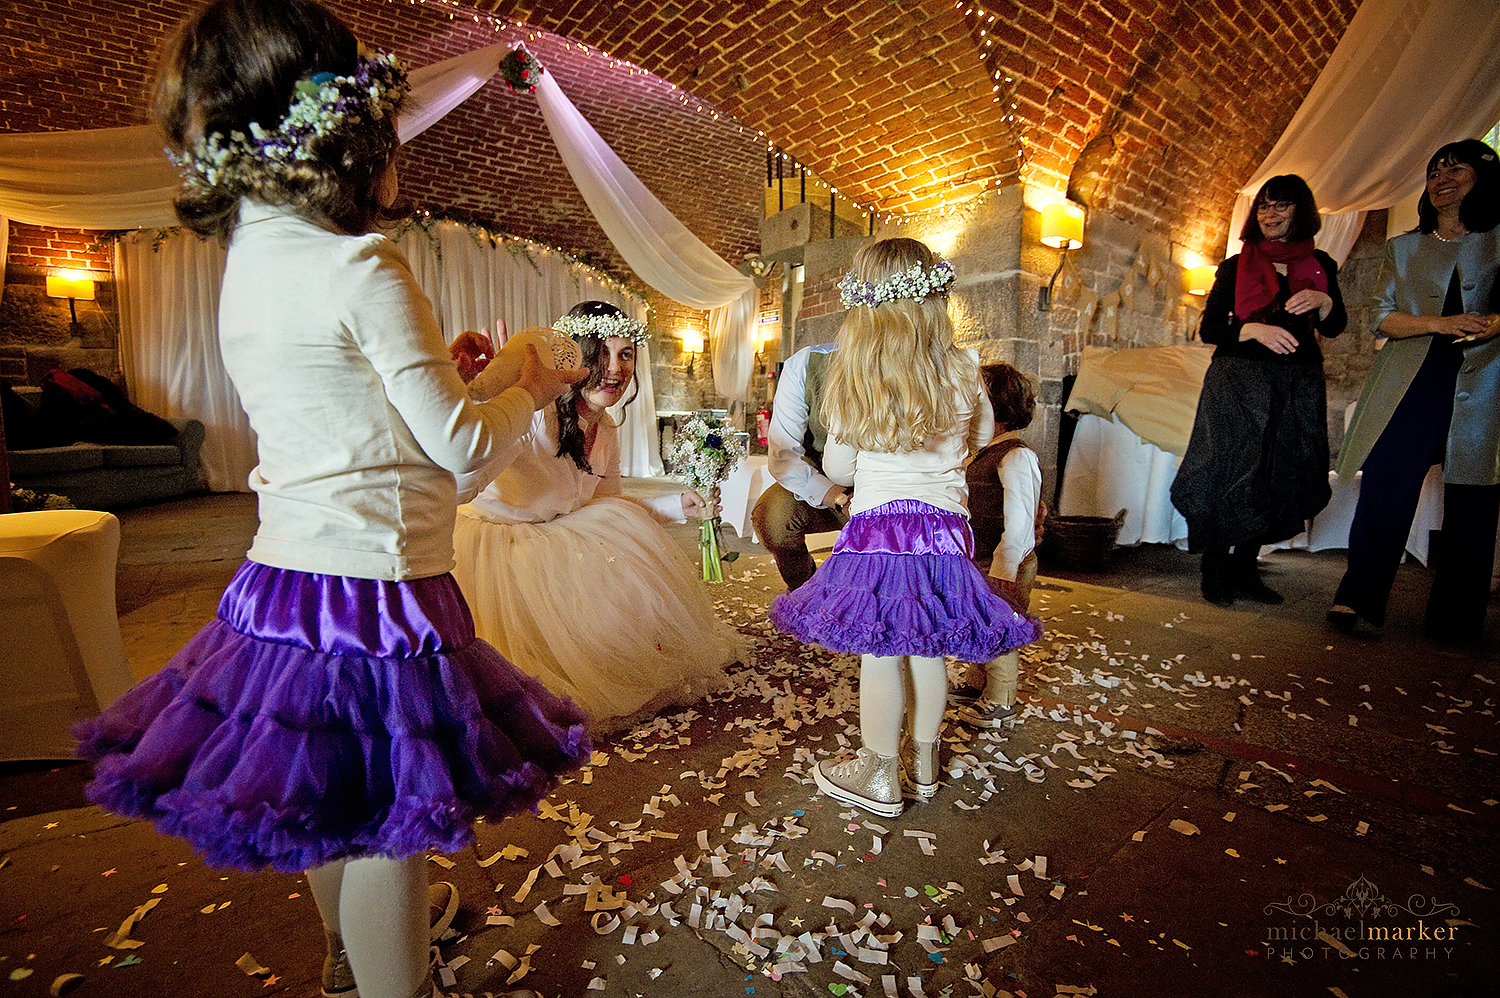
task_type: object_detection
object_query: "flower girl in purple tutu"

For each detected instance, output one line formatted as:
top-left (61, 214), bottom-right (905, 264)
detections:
top-left (770, 238), bottom-right (1042, 817)
top-left (73, 2), bottom-right (588, 997)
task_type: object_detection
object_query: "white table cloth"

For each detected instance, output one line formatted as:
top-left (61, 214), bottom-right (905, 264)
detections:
top-left (719, 455), bottom-right (772, 540)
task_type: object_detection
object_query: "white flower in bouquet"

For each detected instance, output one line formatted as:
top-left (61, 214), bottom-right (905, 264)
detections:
top-left (665, 415), bottom-right (746, 496)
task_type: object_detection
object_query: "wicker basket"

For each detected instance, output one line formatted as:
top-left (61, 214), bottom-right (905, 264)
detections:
top-left (1043, 508), bottom-right (1127, 571)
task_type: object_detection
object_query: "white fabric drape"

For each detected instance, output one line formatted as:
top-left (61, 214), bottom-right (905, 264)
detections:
top-left (531, 68), bottom-right (758, 401)
top-left (1229, 0), bottom-right (1500, 263)
top-left (0, 47), bottom-right (505, 231)
top-left (392, 222), bottom-right (661, 476)
top-left (114, 231), bottom-right (252, 492)
top-left (114, 223), bottom-right (652, 492)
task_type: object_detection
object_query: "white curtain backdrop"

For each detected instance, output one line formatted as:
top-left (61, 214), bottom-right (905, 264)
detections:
top-left (1228, 0), bottom-right (1500, 263)
top-left (115, 223), bottom-right (652, 491)
top-left (114, 230), bottom-right (250, 492)
top-left (392, 222), bottom-right (661, 476)
top-left (531, 67), bottom-right (758, 403)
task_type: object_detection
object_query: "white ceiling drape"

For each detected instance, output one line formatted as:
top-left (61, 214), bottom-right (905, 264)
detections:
top-left (1229, 0), bottom-right (1500, 263)
top-left (0, 45), bottom-right (508, 231)
top-left (532, 66), bottom-right (758, 403)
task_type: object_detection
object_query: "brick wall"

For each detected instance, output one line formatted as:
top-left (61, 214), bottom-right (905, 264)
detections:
top-left (484, 0), bottom-right (1356, 268)
top-left (2, 0), bottom-right (1368, 411)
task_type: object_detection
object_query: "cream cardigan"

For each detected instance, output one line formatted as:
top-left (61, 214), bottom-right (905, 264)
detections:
top-left (219, 202), bottom-right (534, 580)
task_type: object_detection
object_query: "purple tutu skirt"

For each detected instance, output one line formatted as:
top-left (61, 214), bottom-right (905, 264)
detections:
top-left (74, 561), bottom-right (590, 873)
top-left (770, 500), bottom-right (1042, 660)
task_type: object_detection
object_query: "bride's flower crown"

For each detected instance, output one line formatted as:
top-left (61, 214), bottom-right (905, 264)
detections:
top-left (168, 49), bottom-right (410, 192)
top-left (553, 312), bottom-right (650, 344)
top-left (838, 258), bottom-right (956, 310)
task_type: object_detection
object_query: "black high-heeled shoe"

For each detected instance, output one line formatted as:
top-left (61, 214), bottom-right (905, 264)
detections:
top-left (1326, 607), bottom-right (1358, 632)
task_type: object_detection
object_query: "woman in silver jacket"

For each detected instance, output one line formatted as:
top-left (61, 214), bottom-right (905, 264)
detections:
top-left (1330, 139), bottom-right (1500, 640)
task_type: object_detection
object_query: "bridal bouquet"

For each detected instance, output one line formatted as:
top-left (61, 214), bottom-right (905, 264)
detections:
top-left (666, 414), bottom-right (746, 582)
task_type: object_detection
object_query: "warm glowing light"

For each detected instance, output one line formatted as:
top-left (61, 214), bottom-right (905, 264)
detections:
top-left (679, 330), bottom-right (705, 354)
top-left (46, 270), bottom-right (96, 301)
top-left (1185, 264), bottom-right (1217, 296)
top-left (922, 230), bottom-right (961, 257)
top-left (1039, 202), bottom-right (1084, 250)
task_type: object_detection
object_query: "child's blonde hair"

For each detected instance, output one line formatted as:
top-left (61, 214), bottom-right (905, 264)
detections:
top-left (822, 238), bottom-right (974, 452)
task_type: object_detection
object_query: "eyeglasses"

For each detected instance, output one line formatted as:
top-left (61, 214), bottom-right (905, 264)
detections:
top-left (1256, 200), bottom-right (1295, 215)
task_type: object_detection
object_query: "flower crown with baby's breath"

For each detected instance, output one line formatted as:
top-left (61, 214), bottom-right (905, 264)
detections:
top-left (838, 258), bottom-right (956, 310)
top-left (167, 49), bottom-right (409, 193)
top-left (553, 312), bottom-right (650, 345)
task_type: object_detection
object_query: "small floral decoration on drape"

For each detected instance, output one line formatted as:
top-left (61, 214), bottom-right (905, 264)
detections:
top-left (500, 47), bottom-right (543, 94)
top-left (666, 415), bottom-right (746, 582)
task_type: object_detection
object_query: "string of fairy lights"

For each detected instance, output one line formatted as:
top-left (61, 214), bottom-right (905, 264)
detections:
top-left (380, 0), bottom-right (902, 227)
top-left (381, 0), bottom-right (1041, 227)
top-left (956, 1), bottom-right (1033, 178)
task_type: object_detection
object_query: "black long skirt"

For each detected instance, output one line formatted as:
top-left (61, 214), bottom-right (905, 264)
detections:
top-left (1170, 355), bottom-right (1332, 551)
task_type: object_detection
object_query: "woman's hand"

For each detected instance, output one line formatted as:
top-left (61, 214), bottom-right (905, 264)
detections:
top-left (1434, 313), bottom-right (1495, 338)
top-left (515, 344), bottom-right (587, 410)
top-left (1381, 311), bottom-right (1494, 339)
top-left (681, 489), bottom-right (718, 519)
top-left (1284, 289), bottom-right (1333, 320)
top-left (1241, 322), bottom-right (1298, 354)
top-left (450, 329), bottom-right (496, 384)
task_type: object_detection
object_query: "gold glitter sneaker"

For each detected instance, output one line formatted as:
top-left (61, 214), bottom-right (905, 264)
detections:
top-left (908, 739), bottom-right (940, 798)
top-left (322, 932), bottom-right (356, 998)
top-left (813, 747), bottom-right (902, 817)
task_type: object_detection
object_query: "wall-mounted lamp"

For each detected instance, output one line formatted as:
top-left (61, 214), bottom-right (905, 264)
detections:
top-left (46, 269), bottom-right (97, 338)
top-left (1184, 264), bottom-right (1217, 297)
top-left (1037, 202), bottom-right (1084, 312)
top-left (679, 329), bottom-right (705, 376)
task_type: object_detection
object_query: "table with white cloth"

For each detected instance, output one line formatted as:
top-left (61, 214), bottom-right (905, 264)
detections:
top-left (0, 509), bottom-right (134, 760)
top-left (1055, 344), bottom-right (1500, 570)
top-left (719, 455), bottom-right (772, 540)
top-left (1058, 410), bottom-right (1451, 561)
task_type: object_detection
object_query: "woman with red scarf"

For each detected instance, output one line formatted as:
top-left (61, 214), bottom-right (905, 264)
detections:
top-left (1171, 175), bottom-right (1346, 606)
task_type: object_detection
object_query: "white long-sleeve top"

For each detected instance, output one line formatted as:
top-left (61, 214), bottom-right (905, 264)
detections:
top-left (765, 342), bottom-right (840, 506)
top-left (989, 435), bottom-right (1042, 582)
top-left (219, 201), bottom-right (534, 581)
top-left (822, 370), bottom-right (995, 517)
top-left (465, 406), bottom-right (682, 524)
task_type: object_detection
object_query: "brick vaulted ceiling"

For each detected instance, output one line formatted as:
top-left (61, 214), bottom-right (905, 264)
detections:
top-left (458, 0), bottom-right (1360, 260)
top-left (1, 0), bottom-right (1359, 286)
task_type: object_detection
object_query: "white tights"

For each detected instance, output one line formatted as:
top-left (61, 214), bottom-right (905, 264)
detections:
top-left (859, 654), bottom-right (947, 756)
top-left (307, 855), bottom-right (430, 998)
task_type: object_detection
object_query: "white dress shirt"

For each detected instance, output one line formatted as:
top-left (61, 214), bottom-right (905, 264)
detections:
top-left (990, 436), bottom-right (1042, 582)
top-left (765, 342), bottom-right (841, 506)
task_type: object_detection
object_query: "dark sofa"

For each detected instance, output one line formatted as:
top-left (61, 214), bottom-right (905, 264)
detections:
top-left (6, 385), bottom-right (205, 509)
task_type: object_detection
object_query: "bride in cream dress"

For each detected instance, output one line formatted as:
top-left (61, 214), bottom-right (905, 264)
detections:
top-left (451, 302), bottom-right (742, 735)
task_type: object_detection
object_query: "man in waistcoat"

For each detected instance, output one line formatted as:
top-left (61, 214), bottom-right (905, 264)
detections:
top-left (752, 342), bottom-right (851, 590)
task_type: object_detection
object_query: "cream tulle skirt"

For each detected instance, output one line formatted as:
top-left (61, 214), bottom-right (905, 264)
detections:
top-left (453, 497), bottom-right (742, 735)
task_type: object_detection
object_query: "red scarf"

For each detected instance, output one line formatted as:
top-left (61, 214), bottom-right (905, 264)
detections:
top-left (1234, 238), bottom-right (1325, 321)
